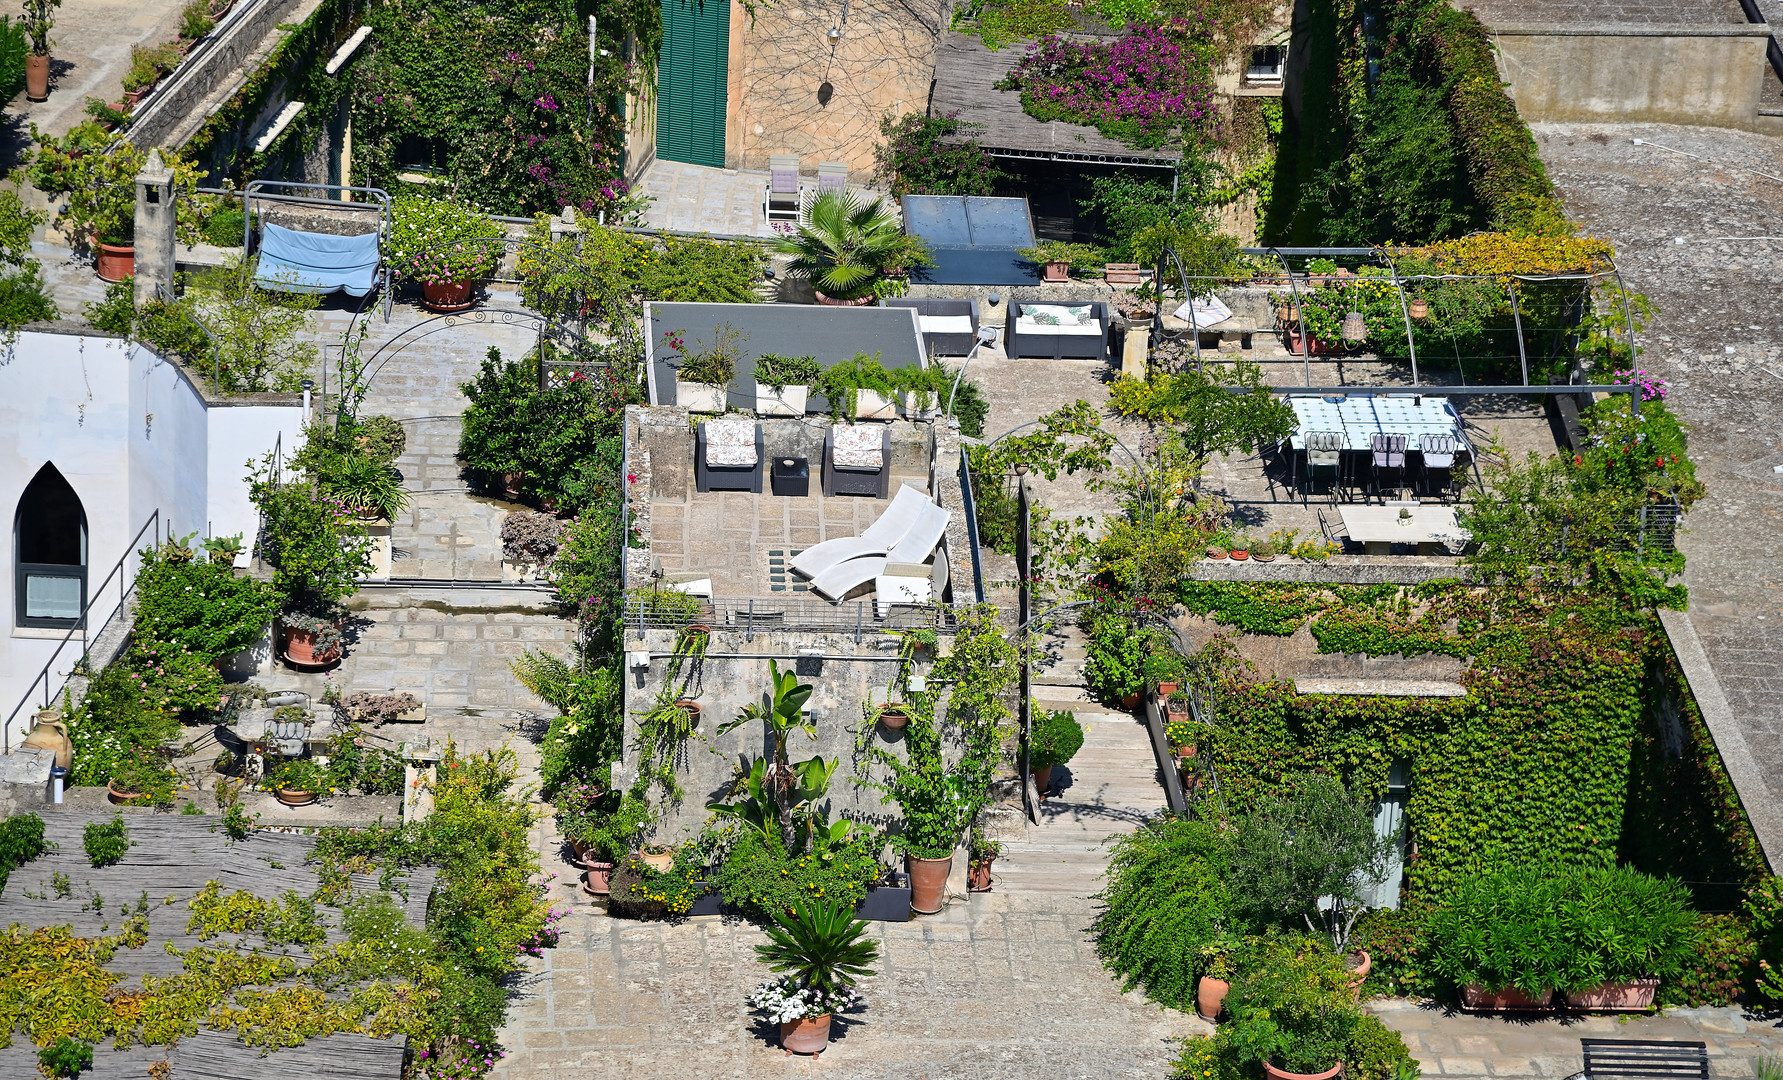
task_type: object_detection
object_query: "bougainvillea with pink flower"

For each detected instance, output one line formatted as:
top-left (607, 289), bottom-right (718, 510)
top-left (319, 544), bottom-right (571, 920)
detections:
top-left (996, 19), bottom-right (1221, 149)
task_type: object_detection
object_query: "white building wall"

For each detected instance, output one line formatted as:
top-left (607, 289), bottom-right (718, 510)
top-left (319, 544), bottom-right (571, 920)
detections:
top-left (1, 330), bottom-right (304, 740)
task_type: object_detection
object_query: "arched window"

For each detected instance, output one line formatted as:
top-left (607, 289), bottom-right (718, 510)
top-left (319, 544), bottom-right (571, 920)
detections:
top-left (14, 464), bottom-right (87, 628)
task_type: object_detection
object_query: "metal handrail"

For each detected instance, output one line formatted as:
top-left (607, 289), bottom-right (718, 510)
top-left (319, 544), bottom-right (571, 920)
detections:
top-left (6, 510), bottom-right (161, 750)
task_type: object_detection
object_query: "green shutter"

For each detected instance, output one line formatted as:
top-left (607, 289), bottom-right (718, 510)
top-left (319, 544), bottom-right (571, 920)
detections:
top-left (657, 0), bottom-right (730, 169)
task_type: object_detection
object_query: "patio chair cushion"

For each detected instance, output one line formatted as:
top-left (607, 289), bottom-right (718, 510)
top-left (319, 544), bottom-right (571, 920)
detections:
top-left (705, 418), bottom-right (759, 467)
top-left (254, 222), bottom-right (381, 297)
top-left (1023, 304), bottom-right (1096, 327)
top-left (1015, 316), bottom-right (1103, 336)
top-left (832, 424), bottom-right (884, 469)
top-left (1306, 431), bottom-right (1343, 465)
top-left (1421, 434), bottom-right (1457, 468)
top-left (918, 315), bottom-right (975, 335)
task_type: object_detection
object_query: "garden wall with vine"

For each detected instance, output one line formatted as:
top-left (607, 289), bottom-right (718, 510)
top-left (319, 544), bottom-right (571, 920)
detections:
top-left (1264, 0), bottom-right (1567, 245)
top-left (1182, 582), bottom-right (1765, 904)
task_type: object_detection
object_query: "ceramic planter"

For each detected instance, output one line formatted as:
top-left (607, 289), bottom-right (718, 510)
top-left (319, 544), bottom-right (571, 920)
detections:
top-left (755, 382), bottom-right (809, 416)
top-left (281, 625), bottom-right (341, 668)
top-left (1041, 260), bottom-right (1070, 282)
top-left (675, 699), bottom-right (702, 724)
top-left (779, 1013), bottom-right (833, 1055)
top-left (581, 861), bottom-right (615, 897)
top-left (106, 781), bottom-right (145, 805)
top-left (25, 54), bottom-right (48, 101)
top-left (967, 858), bottom-right (994, 892)
top-left (878, 705), bottom-right (908, 730)
top-left (850, 389), bottom-right (897, 421)
top-left (1264, 1062), bottom-right (1342, 1080)
top-left (676, 379), bottom-right (728, 414)
top-left (95, 242), bottom-right (136, 283)
top-left (638, 848), bottom-right (675, 873)
top-left (1229, 549), bottom-right (1250, 561)
top-left (1031, 765), bottom-right (1054, 797)
top-left (1120, 692), bottom-right (1141, 709)
top-left (1347, 950), bottom-right (1371, 999)
top-left (1563, 979), bottom-right (1658, 1011)
top-left (421, 279), bottom-right (474, 312)
top-left (276, 788), bottom-right (317, 807)
top-left (907, 853), bottom-right (951, 915)
top-left (901, 391), bottom-right (942, 421)
top-left (20, 712), bottom-right (72, 770)
top-left (1461, 984), bottom-right (1555, 1011)
top-left (1196, 975), bottom-right (1229, 1021)
top-left (1156, 681), bottom-right (1179, 698)
top-left (1287, 329), bottom-right (1343, 357)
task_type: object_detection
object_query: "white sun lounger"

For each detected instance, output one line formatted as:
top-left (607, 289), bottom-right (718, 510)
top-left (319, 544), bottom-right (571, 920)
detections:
top-left (810, 499), bottom-right (951, 601)
top-left (790, 483), bottom-right (929, 579)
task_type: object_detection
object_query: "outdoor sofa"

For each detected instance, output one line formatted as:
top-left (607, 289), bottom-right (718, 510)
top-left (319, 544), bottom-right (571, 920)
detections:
top-left (1006, 301), bottom-right (1110, 360)
top-left (883, 298), bottom-right (980, 357)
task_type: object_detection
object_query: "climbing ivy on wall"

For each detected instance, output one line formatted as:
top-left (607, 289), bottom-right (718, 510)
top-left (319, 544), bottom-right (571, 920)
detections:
top-left (1188, 584), bottom-right (1763, 902)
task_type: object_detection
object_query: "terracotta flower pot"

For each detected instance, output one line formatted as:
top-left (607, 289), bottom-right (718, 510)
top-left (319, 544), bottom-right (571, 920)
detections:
top-left (1206, 548), bottom-right (1227, 560)
top-left (1042, 260), bottom-right (1070, 283)
top-left (1175, 743), bottom-right (1197, 760)
top-left (1120, 692), bottom-right (1140, 709)
top-left (814, 290), bottom-right (873, 307)
top-left (421, 279), bottom-right (474, 312)
top-left (1229, 549), bottom-right (1250, 561)
top-left (638, 848), bottom-right (674, 872)
top-left (779, 1013), bottom-right (832, 1055)
top-left (1563, 979), bottom-right (1658, 1011)
top-left (1031, 765), bottom-right (1054, 797)
top-left (501, 472), bottom-right (526, 499)
top-left (879, 706), bottom-right (908, 730)
top-left (1347, 949), bottom-right (1371, 999)
top-left (1461, 984), bottom-right (1555, 1011)
top-left (906, 853), bottom-right (951, 915)
top-left (967, 858), bottom-right (994, 892)
top-left (675, 699), bottom-right (701, 724)
top-left (1196, 975), bottom-right (1229, 1021)
top-left (106, 780), bottom-right (145, 805)
top-left (1155, 682), bottom-right (1178, 698)
top-left (25, 54), bottom-right (49, 101)
top-left (95, 242), bottom-right (136, 283)
top-left (1254, 552), bottom-right (1276, 562)
top-left (282, 626), bottom-right (341, 667)
top-left (1264, 1062), bottom-right (1342, 1080)
top-left (276, 788), bottom-right (317, 806)
top-left (582, 861), bottom-right (615, 896)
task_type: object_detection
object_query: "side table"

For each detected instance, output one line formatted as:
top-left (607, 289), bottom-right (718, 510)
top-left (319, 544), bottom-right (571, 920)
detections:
top-left (771, 456), bottom-right (810, 497)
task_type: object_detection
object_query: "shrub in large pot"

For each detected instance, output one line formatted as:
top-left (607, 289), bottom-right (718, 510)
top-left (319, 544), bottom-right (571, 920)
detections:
top-left (1222, 939), bottom-right (1361, 1080)
top-left (1082, 612), bottom-right (1152, 708)
top-left (861, 695), bottom-right (993, 916)
top-left (749, 899), bottom-right (878, 1057)
top-left (772, 189), bottom-right (931, 305)
top-left (249, 454), bottom-right (374, 666)
top-left (1027, 707), bottom-right (1082, 798)
top-left (671, 323), bottom-right (741, 414)
top-left (388, 196), bottom-right (503, 312)
top-left (21, 0), bottom-right (57, 101)
top-left (26, 134), bottom-right (203, 276)
top-left (754, 352), bottom-right (822, 417)
top-left (1428, 864), bottom-right (1696, 1012)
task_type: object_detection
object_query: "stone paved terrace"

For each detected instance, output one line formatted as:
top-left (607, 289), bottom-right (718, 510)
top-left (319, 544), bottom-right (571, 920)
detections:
top-left (635, 159), bottom-right (889, 239)
top-left (1529, 121), bottom-right (1783, 868)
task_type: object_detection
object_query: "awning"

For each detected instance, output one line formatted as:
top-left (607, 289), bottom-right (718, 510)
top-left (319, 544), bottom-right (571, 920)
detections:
top-left (254, 222), bottom-right (381, 297)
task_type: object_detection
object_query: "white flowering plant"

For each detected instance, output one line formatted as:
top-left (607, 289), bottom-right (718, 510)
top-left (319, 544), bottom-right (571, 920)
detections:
top-left (388, 197), bottom-right (504, 285)
top-left (747, 976), bottom-right (862, 1023)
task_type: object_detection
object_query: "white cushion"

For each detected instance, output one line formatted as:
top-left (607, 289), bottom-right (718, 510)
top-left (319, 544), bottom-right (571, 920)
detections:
top-left (1016, 316), bottom-right (1104, 337)
top-left (832, 424), bottom-right (883, 469)
top-left (918, 315), bottom-right (974, 335)
top-left (1172, 294), bottom-right (1233, 327)
top-left (1022, 304), bottom-right (1096, 327)
top-left (875, 572), bottom-right (931, 617)
top-left (704, 419), bottom-right (757, 467)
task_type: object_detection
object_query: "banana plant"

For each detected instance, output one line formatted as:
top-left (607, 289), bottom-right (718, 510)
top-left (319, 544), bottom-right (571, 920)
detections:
top-left (708, 753), bottom-right (842, 852)
top-left (716, 659), bottom-right (815, 779)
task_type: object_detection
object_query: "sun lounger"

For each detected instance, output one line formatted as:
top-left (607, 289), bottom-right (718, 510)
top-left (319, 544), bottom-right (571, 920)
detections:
top-left (789, 483), bottom-right (929, 579)
top-left (809, 498), bottom-right (951, 601)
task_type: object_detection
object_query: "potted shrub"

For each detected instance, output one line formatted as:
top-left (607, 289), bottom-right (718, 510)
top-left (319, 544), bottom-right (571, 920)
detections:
top-left (773, 189), bottom-right (930, 305)
top-left (268, 757), bottom-right (325, 806)
top-left (819, 352), bottom-right (898, 421)
top-left (1196, 935), bottom-right (1239, 1021)
top-left (1252, 539), bottom-right (1277, 563)
top-left (388, 196), bottom-right (503, 312)
top-left (754, 352), bottom-right (822, 416)
top-left (1221, 940), bottom-right (1360, 1080)
top-left (638, 843), bottom-right (676, 872)
top-left (749, 899), bottom-right (878, 1056)
top-left (279, 611), bottom-right (343, 667)
top-left (28, 139), bottom-right (198, 278)
top-left (122, 41), bottom-right (182, 105)
top-left (1082, 613), bottom-right (1148, 708)
top-left (1166, 719), bottom-right (1197, 758)
top-left (107, 757), bottom-right (176, 808)
top-left (892, 362), bottom-right (952, 421)
top-left (1557, 866), bottom-right (1694, 1010)
top-left (21, 0), bottom-right (57, 101)
top-left (673, 323), bottom-right (741, 414)
top-left (1028, 708), bottom-right (1083, 798)
top-left (1229, 538), bottom-right (1251, 561)
top-left (967, 829), bottom-right (1000, 892)
top-left (1144, 651), bottom-right (1185, 698)
top-left (1017, 240), bottom-right (1098, 283)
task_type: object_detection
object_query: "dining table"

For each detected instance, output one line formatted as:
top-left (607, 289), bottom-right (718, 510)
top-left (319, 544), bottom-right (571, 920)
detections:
top-left (1287, 393), bottom-right (1469, 452)
top-left (1338, 503), bottom-right (1470, 555)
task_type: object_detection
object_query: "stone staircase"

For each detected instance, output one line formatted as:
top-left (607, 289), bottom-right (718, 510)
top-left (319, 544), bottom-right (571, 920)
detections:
top-left (991, 623), bottom-right (1169, 899)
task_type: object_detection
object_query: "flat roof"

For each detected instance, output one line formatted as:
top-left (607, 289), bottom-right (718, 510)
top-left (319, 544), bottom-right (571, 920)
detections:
top-left (1458, 0), bottom-right (1750, 25)
top-left (644, 302), bottom-right (927, 410)
top-left (929, 32), bottom-right (1182, 166)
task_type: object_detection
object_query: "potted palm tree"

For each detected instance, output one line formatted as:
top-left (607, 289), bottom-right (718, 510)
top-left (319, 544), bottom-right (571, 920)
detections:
top-left (22, 0), bottom-right (58, 101)
top-left (773, 190), bottom-right (930, 305)
top-left (749, 899), bottom-right (879, 1057)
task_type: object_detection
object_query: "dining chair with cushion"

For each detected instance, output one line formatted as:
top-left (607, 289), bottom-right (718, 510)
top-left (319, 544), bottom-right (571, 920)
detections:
top-left (765, 154), bottom-right (801, 222)
top-left (1371, 433), bottom-right (1407, 498)
top-left (1303, 431), bottom-right (1344, 502)
top-left (1419, 434), bottom-right (1459, 502)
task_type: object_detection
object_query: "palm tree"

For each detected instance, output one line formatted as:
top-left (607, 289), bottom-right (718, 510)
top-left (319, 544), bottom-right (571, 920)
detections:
top-left (773, 190), bottom-right (929, 302)
top-left (756, 899), bottom-right (880, 994)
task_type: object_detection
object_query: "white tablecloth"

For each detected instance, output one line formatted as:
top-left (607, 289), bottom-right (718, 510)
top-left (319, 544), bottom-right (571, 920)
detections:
top-left (1338, 504), bottom-right (1470, 545)
top-left (1288, 394), bottom-right (1467, 452)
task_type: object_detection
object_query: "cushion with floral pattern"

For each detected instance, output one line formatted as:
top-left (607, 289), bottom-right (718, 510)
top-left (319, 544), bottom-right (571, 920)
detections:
top-left (705, 418), bottom-right (758, 467)
top-left (832, 424), bottom-right (884, 469)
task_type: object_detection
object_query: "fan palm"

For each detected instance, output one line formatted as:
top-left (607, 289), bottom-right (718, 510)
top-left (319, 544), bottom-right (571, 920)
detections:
top-left (755, 898), bottom-right (880, 996)
top-left (773, 190), bottom-right (929, 300)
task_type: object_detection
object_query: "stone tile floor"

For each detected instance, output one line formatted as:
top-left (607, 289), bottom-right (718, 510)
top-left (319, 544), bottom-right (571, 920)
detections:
top-left (647, 489), bottom-right (892, 597)
top-left (635, 159), bottom-right (890, 239)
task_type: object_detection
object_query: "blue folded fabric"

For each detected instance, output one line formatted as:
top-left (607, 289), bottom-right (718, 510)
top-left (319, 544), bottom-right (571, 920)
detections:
top-left (253, 221), bottom-right (380, 297)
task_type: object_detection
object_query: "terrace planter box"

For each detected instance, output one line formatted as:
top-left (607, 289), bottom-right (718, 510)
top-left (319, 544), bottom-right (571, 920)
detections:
top-left (849, 389), bottom-right (898, 421)
top-left (1461, 984), bottom-right (1555, 1012)
top-left (855, 873), bottom-right (912, 922)
top-left (688, 881), bottom-right (723, 916)
top-left (1285, 329), bottom-right (1344, 356)
top-left (676, 379), bottom-right (729, 414)
top-left (755, 382), bottom-right (809, 416)
top-left (1563, 979), bottom-right (1658, 1012)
